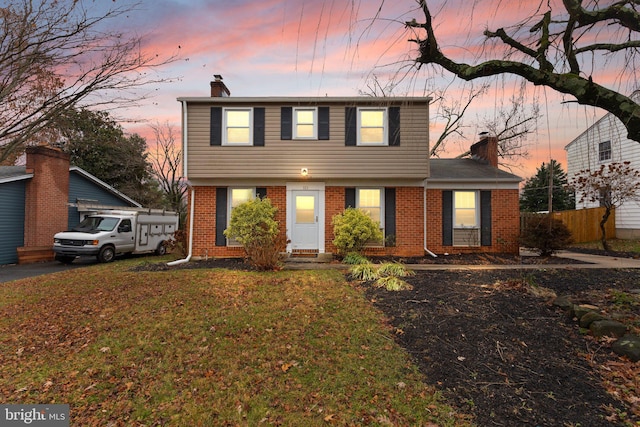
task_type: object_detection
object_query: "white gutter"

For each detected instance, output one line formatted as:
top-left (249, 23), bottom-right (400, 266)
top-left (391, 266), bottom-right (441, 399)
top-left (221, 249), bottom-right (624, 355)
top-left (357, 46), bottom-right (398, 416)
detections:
top-left (167, 186), bottom-right (195, 266)
top-left (424, 181), bottom-right (437, 258)
top-left (167, 101), bottom-right (192, 266)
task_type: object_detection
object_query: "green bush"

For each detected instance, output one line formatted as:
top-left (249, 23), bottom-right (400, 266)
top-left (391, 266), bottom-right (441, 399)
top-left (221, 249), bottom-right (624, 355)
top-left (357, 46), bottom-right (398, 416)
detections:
top-left (224, 197), bottom-right (286, 270)
top-left (520, 214), bottom-right (573, 256)
top-left (332, 208), bottom-right (383, 255)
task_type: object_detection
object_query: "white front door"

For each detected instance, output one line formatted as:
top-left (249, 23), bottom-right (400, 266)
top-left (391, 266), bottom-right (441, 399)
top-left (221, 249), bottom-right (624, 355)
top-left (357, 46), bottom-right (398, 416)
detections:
top-left (291, 190), bottom-right (319, 250)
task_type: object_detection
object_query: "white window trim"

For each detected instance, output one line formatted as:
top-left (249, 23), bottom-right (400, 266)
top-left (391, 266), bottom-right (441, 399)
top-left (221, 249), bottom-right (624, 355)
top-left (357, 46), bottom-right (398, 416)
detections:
top-left (222, 107), bottom-right (253, 146)
top-left (598, 140), bottom-right (612, 163)
top-left (357, 107), bottom-right (388, 146)
top-left (453, 190), bottom-right (479, 229)
top-left (227, 187), bottom-right (256, 246)
top-left (293, 107), bottom-right (318, 140)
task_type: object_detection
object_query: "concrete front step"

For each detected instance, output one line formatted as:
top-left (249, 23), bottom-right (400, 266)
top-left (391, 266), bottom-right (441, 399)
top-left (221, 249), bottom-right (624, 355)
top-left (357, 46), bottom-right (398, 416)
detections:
top-left (286, 252), bottom-right (334, 263)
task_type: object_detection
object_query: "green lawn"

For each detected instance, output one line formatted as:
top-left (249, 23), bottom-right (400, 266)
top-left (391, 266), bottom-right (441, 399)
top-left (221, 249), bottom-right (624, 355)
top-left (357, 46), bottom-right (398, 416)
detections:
top-left (0, 258), bottom-right (470, 426)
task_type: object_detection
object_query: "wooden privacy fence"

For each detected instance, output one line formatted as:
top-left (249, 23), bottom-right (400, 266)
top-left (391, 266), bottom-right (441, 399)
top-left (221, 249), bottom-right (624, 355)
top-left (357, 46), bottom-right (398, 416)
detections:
top-left (520, 207), bottom-right (616, 243)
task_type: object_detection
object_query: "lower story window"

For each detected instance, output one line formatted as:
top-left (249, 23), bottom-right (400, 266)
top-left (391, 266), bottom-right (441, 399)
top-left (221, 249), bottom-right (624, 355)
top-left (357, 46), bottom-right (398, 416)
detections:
top-left (227, 188), bottom-right (256, 246)
top-left (454, 191), bottom-right (480, 246)
top-left (357, 188), bottom-right (384, 245)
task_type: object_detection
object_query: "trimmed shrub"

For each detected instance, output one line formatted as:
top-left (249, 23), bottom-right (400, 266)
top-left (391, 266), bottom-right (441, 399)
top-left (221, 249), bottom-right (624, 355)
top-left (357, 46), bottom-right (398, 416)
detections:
top-left (224, 197), bottom-right (287, 270)
top-left (332, 208), bottom-right (383, 255)
top-left (520, 214), bottom-right (573, 256)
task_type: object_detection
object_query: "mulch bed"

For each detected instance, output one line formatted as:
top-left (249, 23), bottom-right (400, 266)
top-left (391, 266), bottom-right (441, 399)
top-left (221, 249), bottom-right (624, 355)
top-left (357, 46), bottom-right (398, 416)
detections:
top-left (135, 254), bottom-right (640, 426)
top-left (367, 269), bottom-right (640, 427)
top-left (368, 252), bottom-right (588, 265)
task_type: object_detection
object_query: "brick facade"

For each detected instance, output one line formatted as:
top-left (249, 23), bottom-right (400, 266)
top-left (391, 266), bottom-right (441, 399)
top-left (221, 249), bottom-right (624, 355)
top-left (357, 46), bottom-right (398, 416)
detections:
top-left (188, 185), bottom-right (520, 259)
top-left (425, 188), bottom-right (520, 254)
top-left (189, 185), bottom-right (429, 258)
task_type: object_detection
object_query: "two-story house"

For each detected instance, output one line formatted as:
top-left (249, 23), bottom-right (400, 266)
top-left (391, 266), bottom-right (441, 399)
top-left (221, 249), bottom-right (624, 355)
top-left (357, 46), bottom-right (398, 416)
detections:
top-left (565, 93), bottom-right (640, 239)
top-left (177, 77), bottom-right (521, 259)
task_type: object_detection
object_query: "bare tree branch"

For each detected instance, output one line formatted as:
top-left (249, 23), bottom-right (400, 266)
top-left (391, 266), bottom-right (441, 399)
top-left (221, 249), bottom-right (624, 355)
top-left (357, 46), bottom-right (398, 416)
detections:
top-left (407, 0), bottom-right (640, 143)
top-left (148, 121), bottom-right (188, 226)
top-left (0, 0), bottom-right (179, 164)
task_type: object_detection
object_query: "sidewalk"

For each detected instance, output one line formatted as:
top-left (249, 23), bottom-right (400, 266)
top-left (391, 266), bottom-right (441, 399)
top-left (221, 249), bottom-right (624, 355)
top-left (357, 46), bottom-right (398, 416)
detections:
top-left (284, 250), bottom-right (640, 270)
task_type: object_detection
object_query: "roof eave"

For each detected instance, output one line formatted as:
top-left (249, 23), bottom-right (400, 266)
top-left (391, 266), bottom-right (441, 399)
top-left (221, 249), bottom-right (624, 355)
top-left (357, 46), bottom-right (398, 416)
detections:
top-left (0, 173), bottom-right (33, 184)
top-left (70, 166), bottom-right (142, 207)
top-left (177, 96), bottom-right (432, 104)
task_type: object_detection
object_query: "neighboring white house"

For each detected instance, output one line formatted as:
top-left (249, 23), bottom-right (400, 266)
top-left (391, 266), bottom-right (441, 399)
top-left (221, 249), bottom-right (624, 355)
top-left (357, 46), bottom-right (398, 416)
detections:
top-left (564, 93), bottom-right (640, 239)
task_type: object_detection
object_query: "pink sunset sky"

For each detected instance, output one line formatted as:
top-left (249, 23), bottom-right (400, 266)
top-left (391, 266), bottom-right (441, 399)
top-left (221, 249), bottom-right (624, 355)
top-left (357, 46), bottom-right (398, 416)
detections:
top-left (99, 0), bottom-right (637, 181)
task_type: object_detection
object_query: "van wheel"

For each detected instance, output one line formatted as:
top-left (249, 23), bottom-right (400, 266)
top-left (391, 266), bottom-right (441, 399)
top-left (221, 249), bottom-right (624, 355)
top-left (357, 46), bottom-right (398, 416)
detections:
top-left (98, 246), bottom-right (115, 263)
top-left (156, 241), bottom-right (167, 256)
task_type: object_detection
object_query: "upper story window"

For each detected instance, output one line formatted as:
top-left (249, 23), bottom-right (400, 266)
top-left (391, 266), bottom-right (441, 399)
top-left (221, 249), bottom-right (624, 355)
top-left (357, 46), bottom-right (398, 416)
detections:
top-left (211, 107), bottom-right (264, 147)
top-left (281, 107), bottom-right (329, 140)
top-left (598, 140), bottom-right (611, 162)
top-left (223, 108), bottom-right (253, 145)
top-left (345, 106), bottom-right (399, 146)
top-left (358, 108), bottom-right (387, 145)
top-left (294, 108), bottom-right (317, 139)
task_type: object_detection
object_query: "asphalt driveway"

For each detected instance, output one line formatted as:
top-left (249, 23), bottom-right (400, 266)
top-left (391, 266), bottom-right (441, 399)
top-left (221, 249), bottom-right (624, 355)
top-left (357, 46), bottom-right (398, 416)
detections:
top-left (0, 257), bottom-right (97, 283)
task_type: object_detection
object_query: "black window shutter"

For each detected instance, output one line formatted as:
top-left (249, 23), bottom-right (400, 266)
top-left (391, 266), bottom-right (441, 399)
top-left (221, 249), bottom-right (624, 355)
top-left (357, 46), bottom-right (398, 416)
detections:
top-left (253, 107), bottom-right (265, 146)
top-left (345, 107), bottom-right (356, 146)
top-left (384, 188), bottom-right (396, 242)
top-left (216, 187), bottom-right (228, 246)
top-left (256, 188), bottom-right (267, 199)
top-left (281, 107), bottom-right (292, 140)
top-left (345, 188), bottom-right (356, 209)
top-left (318, 107), bottom-right (330, 140)
top-left (210, 107), bottom-right (222, 146)
top-left (442, 191), bottom-right (453, 246)
top-left (389, 107), bottom-right (400, 146)
top-left (480, 191), bottom-right (492, 246)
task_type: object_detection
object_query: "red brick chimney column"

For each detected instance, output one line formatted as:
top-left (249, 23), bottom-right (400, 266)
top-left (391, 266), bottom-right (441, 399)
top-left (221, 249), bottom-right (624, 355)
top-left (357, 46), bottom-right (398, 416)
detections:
top-left (470, 136), bottom-right (498, 167)
top-left (210, 74), bottom-right (231, 97)
top-left (23, 146), bottom-right (70, 248)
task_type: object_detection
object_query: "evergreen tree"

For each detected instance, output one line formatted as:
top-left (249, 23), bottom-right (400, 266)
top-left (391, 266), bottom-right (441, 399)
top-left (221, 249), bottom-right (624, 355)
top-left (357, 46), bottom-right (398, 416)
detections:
top-left (53, 108), bottom-right (164, 208)
top-left (520, 160), bottom-right (575, 212)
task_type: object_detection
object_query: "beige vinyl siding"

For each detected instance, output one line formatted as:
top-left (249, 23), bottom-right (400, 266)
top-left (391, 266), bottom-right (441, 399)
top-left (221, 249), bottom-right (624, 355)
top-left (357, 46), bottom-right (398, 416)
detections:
top-left (185, 100), bottom-right (429, 180)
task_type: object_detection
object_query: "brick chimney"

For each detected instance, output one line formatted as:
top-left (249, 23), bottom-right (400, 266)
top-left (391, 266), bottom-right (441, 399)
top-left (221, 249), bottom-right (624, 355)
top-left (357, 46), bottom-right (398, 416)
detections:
top-left (210, 74), bottom-right (230, 97)
top-left (19, 146), bottom-right (70, 262)
top-left (470, 134), bottom-right (498, 167)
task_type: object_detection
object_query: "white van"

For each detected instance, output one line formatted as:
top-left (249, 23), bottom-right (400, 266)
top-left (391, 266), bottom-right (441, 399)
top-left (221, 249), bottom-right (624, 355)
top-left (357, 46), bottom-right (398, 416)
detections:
top-left (53, 209), bottom-right (179, 263)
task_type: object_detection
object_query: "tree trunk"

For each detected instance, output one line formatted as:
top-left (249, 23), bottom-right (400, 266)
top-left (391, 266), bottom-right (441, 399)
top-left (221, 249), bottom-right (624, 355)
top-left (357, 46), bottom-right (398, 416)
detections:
top-left (600, 208), bottom-right (611, 252)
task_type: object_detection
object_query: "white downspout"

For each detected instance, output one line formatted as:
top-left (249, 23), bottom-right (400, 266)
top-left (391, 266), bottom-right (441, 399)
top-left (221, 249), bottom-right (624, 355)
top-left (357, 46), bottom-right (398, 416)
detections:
top-left (167, 186), bottom-right (194, 266)
top-left (424, 181), bottom-right (437, 258)
top-left (168, 100), bottom-right (193, 266)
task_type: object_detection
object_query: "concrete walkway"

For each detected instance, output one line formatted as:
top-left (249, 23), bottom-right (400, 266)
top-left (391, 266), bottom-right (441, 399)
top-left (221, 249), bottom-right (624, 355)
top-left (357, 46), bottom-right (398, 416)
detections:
top-left (284, 250), bottom-right (640, 270)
